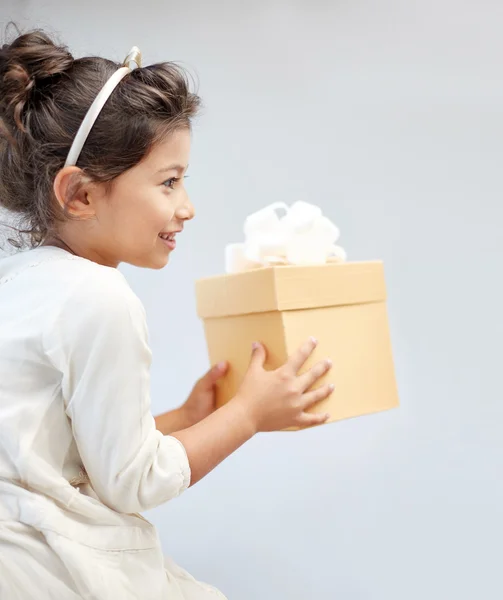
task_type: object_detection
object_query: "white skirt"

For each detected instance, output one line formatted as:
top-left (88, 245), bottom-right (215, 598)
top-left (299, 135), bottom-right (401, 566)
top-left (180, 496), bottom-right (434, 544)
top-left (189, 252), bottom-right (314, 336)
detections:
top-left (0, 521), bottom-right (227, 600)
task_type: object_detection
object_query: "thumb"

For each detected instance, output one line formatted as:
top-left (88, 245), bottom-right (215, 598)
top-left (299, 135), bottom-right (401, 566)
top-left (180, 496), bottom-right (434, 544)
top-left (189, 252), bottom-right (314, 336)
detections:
top-left (249, 341), bottom-right (266, 369)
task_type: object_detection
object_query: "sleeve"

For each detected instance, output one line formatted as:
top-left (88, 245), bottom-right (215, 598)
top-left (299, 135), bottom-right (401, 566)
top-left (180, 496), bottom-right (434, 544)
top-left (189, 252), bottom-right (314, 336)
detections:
top-left (43, 266), bottom-right (191, 514)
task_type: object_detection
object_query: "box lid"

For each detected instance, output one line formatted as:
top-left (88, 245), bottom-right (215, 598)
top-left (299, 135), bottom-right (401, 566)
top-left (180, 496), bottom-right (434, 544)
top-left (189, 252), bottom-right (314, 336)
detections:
top-left (196, 261), bottom-right (387, 319)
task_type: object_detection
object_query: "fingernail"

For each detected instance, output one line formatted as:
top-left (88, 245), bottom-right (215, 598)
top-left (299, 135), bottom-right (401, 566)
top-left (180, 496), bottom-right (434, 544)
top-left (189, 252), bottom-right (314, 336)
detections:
top-left (252, 342), bottom-right (260, 350)
top-left (325, 359), bottom-right (333, 368)
top-left (310, 336), bottom-right (318, 345)
top-left (328, 383), bottom-right (335, 391)
top-left (216, 361), bottom-right (227, 370)
top-left (325, 413), bottom-right (331, 420)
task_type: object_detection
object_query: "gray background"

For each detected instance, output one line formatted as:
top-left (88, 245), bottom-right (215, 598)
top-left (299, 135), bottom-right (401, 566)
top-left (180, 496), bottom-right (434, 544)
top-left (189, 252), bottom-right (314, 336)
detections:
top-left (1, 1), bottom-right (502, 598)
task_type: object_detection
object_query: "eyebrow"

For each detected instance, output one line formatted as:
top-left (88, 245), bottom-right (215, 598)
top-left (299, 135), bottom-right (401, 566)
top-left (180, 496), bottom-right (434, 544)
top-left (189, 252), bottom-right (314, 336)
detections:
top-left (155, 164), bottom-right (188, 175)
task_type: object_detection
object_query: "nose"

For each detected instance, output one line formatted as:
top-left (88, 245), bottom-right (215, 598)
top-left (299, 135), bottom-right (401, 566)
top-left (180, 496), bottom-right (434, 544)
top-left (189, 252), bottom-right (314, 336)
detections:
top-left (175, 193), bottom-right (195, 222)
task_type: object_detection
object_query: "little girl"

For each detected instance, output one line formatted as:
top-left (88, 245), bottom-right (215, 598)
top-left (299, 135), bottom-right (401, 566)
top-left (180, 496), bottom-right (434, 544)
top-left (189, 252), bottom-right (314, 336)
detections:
top-left (0, 30), bottom-right (334, 599)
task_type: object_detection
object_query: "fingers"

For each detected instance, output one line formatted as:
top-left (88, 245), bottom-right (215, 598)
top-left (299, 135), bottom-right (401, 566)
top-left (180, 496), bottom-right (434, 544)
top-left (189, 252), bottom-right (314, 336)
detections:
top-left (286, 337), bottom-right (318, 373)
top-left (296, 410), bottom-right (331, 428)
top-left (249, 341), bottom-right (267, 370)
top-left (198, 361), bottom-right (228, 389)
top-left (301, 382), bottom-right (335, 410)
top-left (298, 358), bottom-right (332, 391)
top-left (296, 382), bottom-right (334, 428)
top-left (210, 361), bottom-right (228, 380)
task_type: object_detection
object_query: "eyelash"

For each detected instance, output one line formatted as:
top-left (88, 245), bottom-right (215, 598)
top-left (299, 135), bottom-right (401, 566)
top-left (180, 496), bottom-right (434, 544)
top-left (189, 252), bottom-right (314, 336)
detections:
top-left (163, 175), bottom-right (189, 190)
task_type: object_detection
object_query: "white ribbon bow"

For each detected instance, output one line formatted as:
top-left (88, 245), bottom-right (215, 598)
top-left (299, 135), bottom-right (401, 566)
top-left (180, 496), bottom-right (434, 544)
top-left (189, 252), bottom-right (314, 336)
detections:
top-left (225, 201), bottom-right (347, 274)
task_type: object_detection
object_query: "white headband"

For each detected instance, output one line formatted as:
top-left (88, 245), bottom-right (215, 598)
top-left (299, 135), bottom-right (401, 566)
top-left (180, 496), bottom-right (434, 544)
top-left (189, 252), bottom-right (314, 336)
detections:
top-left (64, 46), bottom-right (142, 167)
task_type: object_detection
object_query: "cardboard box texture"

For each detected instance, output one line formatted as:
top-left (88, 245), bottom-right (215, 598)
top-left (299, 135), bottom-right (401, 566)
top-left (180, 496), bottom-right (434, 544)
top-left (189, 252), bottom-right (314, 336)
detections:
top-left (195, 261), bottom-right (399, 429)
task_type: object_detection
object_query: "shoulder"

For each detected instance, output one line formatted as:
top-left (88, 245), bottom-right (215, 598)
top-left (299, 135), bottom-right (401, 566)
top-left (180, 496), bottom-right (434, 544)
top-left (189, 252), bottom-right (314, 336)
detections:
top-left (35, 254), bottom-right (152, 372)
top-left (58, 258), bottom-right (146, 326)
top-left (10, 247), bottom-right (147, 328)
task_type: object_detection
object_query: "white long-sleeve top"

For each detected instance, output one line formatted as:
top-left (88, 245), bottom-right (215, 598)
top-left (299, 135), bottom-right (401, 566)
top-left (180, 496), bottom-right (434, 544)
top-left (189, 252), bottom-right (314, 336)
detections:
top-left (0, 247), bottom-right (223, 599)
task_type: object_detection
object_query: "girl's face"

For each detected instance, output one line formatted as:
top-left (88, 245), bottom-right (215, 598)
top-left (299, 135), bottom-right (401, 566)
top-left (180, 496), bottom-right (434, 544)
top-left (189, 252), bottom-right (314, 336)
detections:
top-left (55, 128), bottom-right (194, 269)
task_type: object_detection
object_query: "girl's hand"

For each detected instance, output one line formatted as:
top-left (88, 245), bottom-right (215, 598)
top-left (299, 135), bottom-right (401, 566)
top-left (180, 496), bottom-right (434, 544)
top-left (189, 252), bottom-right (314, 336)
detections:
top-left (181, 361), bottom-right (229, 427)
top-left (170, 339), bottom-right (332, 486)
top-left (234, 337), bottom-right (334, 432)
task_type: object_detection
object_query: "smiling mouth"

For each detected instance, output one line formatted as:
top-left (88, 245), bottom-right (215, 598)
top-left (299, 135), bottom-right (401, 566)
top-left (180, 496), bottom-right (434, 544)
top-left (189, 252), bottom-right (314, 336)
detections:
top-left (159, 231), bottom-right (178, 249)
top-left (159, 232), bottom-right (176, 242)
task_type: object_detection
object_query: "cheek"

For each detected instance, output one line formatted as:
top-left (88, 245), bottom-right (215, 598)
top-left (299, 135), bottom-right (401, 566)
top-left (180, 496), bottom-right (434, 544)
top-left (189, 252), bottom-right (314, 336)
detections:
top-left (99, 188), bottom-right (142, 232)
top-left (101, 185), bottom-right (176, 240)
top-left (122, 195), bottom-right (171, 230)
top-left (159, 201), bottom-right (177, 221)
top-left (150, 191), bottom-right (185, 226)
top-left (148, 201), bottom-right (176, 231)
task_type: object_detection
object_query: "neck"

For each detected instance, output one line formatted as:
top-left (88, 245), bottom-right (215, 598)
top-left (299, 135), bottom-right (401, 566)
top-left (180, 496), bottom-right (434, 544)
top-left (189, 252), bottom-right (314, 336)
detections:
top-left (42, 236), bottom-right (78, 256)
top-left (42, 233), bottom-right (119, 268)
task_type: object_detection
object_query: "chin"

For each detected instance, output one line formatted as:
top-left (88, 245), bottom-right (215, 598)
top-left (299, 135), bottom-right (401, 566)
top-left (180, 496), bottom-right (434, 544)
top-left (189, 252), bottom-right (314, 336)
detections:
top-left (148, 255), bottom-right (171, 270)
top-left (128, 252), bottom-right (171, 270)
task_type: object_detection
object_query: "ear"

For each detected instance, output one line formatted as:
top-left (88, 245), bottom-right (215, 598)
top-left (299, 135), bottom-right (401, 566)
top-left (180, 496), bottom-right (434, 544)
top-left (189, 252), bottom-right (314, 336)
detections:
top-left (53, 166), bottom-right (97, 219)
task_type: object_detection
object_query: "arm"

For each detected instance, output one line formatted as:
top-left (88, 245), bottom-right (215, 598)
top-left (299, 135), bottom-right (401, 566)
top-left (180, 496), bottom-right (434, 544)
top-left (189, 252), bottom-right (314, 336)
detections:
top-left (153, 404), bottom-right (253, 486)
top-left (154, 361), bottom-right (229, 435)
top-left (44, 269), bottom-right (192, 514)
top-left (45, 267), bottom-right (332, 513)
top-left (171, 399), bottom-right (255, 486)
top-left (154, 408), bottom-right (192, 434)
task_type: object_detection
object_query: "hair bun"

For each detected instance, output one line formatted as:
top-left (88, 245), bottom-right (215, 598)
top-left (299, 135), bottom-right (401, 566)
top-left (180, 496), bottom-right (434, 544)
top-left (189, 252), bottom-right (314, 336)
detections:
top-left (0, 30), bottom-right (74, 131)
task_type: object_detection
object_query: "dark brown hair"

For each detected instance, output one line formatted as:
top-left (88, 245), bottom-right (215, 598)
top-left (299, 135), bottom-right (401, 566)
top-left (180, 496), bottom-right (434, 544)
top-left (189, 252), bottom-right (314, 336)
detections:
top-left (0, 27), bottom-right (201, 247)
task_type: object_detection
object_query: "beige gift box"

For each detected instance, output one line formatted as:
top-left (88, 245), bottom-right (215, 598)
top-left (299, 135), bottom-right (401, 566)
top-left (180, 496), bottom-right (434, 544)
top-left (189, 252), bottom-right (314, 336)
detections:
top-left (195, 261), bottom-right (399, 428)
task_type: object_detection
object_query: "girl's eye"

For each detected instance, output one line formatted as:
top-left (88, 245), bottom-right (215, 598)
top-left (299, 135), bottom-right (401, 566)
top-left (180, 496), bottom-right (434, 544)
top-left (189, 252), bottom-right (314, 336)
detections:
top-left (163, 177), bottom-right (180, 190)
